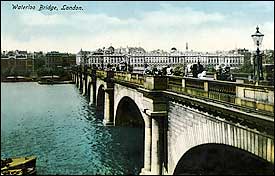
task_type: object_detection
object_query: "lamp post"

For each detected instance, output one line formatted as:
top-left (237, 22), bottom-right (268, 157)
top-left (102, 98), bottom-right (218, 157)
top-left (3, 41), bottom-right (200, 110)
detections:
top-left (251, 26), bottom-right (264, 82)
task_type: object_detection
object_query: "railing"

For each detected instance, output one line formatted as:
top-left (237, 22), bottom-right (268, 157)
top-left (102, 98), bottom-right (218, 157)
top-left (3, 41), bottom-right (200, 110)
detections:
top-left (167, 76), bottom-right (182, 86)
top-left (74, 67), bottom-right (274, 114)
top-left (208, 80), bottom-right (236, 94)
top-left (167, 76), bottom-right (274, 114)
top-left (114, 72), bottom-right (144, 86)
top-left (185, 78), bottom-right (204, 90)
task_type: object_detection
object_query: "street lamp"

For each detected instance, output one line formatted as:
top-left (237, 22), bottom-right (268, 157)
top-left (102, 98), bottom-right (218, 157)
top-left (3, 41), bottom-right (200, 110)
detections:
top-left (251, 26), bottom-right (264, 82)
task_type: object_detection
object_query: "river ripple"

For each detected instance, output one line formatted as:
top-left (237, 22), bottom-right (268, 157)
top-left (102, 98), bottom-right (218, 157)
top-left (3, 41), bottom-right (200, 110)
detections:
top-left (1, 82), bottom-right (143, 175)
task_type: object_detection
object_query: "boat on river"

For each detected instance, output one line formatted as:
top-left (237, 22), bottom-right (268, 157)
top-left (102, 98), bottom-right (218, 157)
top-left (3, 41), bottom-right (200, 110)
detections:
top-left (1, 156), bottom-right (36, 175)
top-left (38, 75), bottom-right (74, 85)
top-left (38, 80), bottom-right (74, 85)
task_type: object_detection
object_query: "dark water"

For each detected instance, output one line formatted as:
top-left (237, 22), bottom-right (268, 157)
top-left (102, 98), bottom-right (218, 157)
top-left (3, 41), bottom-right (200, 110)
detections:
top-left (1, 82), bottom-right (144, 175)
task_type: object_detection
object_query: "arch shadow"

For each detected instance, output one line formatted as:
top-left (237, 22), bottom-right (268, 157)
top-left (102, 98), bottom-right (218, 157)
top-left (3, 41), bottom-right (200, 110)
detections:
top-left (115, 96), bottom-right (144, 128)
top-left (87, 81), bottom-right (92, 99)
top-left (173, 143), bottom-right (274, 175)
top-left (96, 85), bottom-right (105, 120)
top-left (114, 96), bottom-right (145, 174)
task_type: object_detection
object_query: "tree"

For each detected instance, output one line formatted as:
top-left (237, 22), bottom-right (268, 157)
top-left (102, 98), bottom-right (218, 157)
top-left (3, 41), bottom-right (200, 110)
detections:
top-left (34, 57), bottom-right (46, 71)
top-left (173, 65), bottom-right (184, 76)
top-left (207, 65), bottom-right (215, 72)
top-left (237, 53), bottom-right (253, 73)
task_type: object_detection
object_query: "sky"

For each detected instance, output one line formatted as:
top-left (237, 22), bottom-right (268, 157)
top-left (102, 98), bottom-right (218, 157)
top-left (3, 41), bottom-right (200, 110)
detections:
top-left (1, 1), bottom-right (274, 53)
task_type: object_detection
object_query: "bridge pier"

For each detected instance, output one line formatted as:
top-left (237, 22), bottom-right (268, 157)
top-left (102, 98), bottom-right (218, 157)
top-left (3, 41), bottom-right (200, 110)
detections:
top-left (140, 76), bottom-right (168, 175)
top-left (103, 88), bottom-right (114, 126)
top-left (89, 70), bottom-right (97, 106)
top-left (78, 73), bottom-right (83, 90)
top-left (141, 112), bottom-right (152, 175)
top-left (88, 81), bottom-right (96, 106)
top-left (73, 74), bottom-right (76, 83)
top-left (71, 73), bottom-right (74, 83)
top-left (82, 73), bottom-right (87, 96)
top-left (75, 73), bottom-right (79, 87)
top-left (140, 110), bottom-right (167, 175)
top-left (77, 74), bottom-right (80, 88)
top-left (103, 71), bottom-right (115, 126)
top-left (151, 112), bottom-right (165, 175)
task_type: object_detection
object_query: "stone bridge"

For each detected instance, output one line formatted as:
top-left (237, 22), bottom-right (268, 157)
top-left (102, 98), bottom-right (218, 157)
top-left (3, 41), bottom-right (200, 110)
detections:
top-left (71, 66), bottom-right (274, 175)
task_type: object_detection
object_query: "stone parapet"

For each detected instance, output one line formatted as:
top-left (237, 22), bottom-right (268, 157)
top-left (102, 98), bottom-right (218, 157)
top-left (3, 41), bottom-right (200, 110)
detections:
top-left (144, 76), bottom-right (167, 90)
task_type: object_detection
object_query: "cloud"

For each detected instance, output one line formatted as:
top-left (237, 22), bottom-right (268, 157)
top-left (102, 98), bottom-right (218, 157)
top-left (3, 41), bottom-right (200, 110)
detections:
top-left (140, 6), bottom-right (225, 27)
top-left (20, 11), bottom-right (67, 26)
top-left (2, 3), bottom-right (274, 53)
top-left (247, 1), bottom-right (274, 12)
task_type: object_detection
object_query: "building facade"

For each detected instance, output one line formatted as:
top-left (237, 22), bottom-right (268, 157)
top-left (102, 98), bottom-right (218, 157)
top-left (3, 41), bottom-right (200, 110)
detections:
top-left (1, 50), bottom-right (34, 76)
top-left (46, 51), bottom-right (76, 69)
top-left (76, 46), bottom-right (245, 70)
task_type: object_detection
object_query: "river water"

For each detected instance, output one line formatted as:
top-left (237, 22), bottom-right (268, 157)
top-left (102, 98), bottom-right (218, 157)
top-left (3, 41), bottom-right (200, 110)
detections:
top-left (1, 82), bottom-right (144, 175)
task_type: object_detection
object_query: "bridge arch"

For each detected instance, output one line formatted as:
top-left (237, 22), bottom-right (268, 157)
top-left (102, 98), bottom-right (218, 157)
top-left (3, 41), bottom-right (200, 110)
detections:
top-left (115, 96), bottom-right (144, 127)
top-left (113, 84), bottom-right (144, 125)
top-left (96, 84), bottom-right (105, 120)
top-left (173, 143), bottom-right (274, 175)
top-left (113, 96), bottom-right (145, 174)
top-left (167, 101), bottom-right (274, 175)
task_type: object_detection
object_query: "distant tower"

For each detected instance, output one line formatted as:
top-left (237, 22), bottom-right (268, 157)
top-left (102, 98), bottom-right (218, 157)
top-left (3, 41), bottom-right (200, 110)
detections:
top-left (186, 42), bottom-right (188, 51)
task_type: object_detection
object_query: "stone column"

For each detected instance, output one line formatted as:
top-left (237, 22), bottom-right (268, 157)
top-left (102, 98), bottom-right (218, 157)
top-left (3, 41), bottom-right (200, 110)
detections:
top-left (204, 81), bottom-right (209, 92)
top-left (80, 74), bottom-right (83, 90)
top-left (89, 83), bottom-right (94, 106)
top-left (92, 82), bottom-right (97, 104)
top-left (78, 74), bottom-right (82, 90)
top-left (151, 116), bottom-right (164, 175)
top-left (82, 75), bottom-right (87, 95)
top-left (182, 78), bottom-right (186, 88)
top-left (78, 75), bottom-right (81, 89)
top-left (103, 88), bottom-right (114, 126)
top-left (91, 70), bottom-right (97, 104)
top-left (140, 112), bottom-right (152, 175)
top-left (76, 74), bottom-right (79, 87)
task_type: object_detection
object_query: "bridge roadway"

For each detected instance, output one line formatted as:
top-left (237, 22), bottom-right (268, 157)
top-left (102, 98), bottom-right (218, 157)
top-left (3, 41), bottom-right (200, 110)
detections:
top-left (71, 66), bottom-right (274, 175)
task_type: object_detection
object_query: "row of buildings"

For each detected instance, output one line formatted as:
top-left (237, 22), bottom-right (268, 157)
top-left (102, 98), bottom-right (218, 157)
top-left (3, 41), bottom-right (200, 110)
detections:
top-left (1, 50), bottom-right (76, 76)
top-left (76, 46), bottom-right (246, 70)
top-left (3, 47), bottom-right (271, 77)
top-left (1, 50), bottom-right (34, 76)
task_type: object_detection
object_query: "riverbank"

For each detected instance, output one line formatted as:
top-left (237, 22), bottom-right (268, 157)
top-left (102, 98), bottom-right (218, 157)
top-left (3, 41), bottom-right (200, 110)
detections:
top-left (1, 76), bottom-right (73, 84)
top-left (38, 80), bottom-right (74, 84)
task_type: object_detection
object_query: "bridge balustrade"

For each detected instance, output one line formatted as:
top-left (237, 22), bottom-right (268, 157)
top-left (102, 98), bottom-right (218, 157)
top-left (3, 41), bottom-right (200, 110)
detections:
top-left (166, 76), bottom-right (274, 113)
top-left (130, 73), bottom-right (144, 85)
top-left (167, 76), bottom-right (185, 93)
top-left (208, 80), bottom-right (236, 94)
top-left (73, 68), bottom-right (274, 113)
top-left (167, 76), bottom-right (182, 86)
top-left (184, 78), bottom-right (205, 90)
top-left (114, 72), bottom-right (144, 86)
